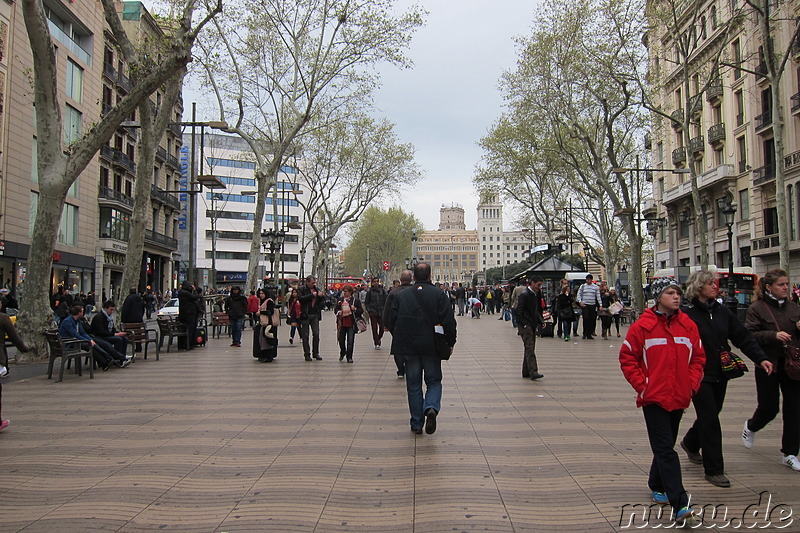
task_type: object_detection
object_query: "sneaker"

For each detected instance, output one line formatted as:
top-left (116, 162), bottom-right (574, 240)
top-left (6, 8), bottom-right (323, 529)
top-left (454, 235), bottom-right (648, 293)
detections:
top-left (424, 408), bottom-right (438, 435)
top-left (680, 439), bottom-right (703, 465)
top-left (705, 474), bottom-right (731, 487)
top-left (289, 337), bottom-right (294, 344)
top-left (0, 365), bottom-right (7, 377)
top-left (675, 507), bottom-right (697, 527)
top-left (120, 359), bottom-right (131, 368)
top-left (397, 373), bottom-right (404, 380)
top-left (782, 455), bottom-right (800, 471)
top-left (564, 336), bottom-right (570, 342)
top-left (652, 491), bottom-right (668, 505)
top-left (742, 421), bottom-right (755, 449)
top-left (0, 419), bottom-right (9, 432)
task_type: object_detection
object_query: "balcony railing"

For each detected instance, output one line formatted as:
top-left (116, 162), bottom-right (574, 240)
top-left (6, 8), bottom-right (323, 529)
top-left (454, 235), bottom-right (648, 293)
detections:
top-left (156, 147), bottom-right (167, 161)
top-left (672, 146), bottom-right (687, 165)
top-left (752, 234), bottom-right (780, 251)
top-left (104, 146), bottom-right (136, 174)
top-left (754, 110), bottom-right (772, 132)
top-left (708, 122), bottom-right (725, 143)
top-left (165, 153), bottom-right (180, 169)
top-left (101, 102), bottom-right (113, 117)
top-left (688, 135), bottom-right (704, 154)
top-left (755, 61), bottom-right (767, 79)
top-left (792, 93), bottom-right (800, 113)
top-left (739, 160), bottom-right (748, 173)
top-left (670, 108), bottom-right (684, 128)
top-left (151, 186), bottom-right (181, 210)
top-left (98, 185), bottom-right (134, 208)
top-left (103, 62), bottom-right (117, 81)
top-left (145, 229), bottom-right (178, 250)
top-left (117, 72), bottom-right (132, 92)
top-left (753, 163), bottom-right (776, 186)
top-left (785, 150), bottom-right (800, 171)
top-left (168, 123), bottom-right (182, 136)
top-left (706, 80), bottom-right (723, 101)
top-left (48, 20), bottom-right (91, 65)
top-left (688, 95), bottom-right (702, 114)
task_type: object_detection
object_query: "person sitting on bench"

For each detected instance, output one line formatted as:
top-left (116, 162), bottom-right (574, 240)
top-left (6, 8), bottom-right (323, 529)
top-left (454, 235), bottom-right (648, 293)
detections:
top-left (90, 300), bottom-right (130, 358)
top-left (58, 306), bottom-right (130, 370)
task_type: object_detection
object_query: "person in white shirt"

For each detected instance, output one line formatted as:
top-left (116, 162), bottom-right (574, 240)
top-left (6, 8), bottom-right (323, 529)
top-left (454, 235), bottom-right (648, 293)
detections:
top-left (577, 274), bottom-right (601, 339)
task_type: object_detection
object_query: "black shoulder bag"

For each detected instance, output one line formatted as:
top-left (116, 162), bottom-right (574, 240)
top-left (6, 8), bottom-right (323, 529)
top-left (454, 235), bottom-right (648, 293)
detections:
top-left (697, 307), bottom-right (748, 379)
top-left (412, 287), bottom-right (452, 360)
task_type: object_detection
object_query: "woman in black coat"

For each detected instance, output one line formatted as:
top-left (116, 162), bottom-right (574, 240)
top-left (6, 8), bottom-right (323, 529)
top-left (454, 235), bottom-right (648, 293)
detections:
top-left (253, 288), bottom-right (278, 363)
top-left (177, 281), bottom-right (199, 350)
top-left (679, 270), bottom-right (772, 488)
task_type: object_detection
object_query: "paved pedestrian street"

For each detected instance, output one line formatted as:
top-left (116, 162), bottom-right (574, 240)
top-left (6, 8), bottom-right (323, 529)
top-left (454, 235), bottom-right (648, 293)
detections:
top-left (2, 313), bottom-right (799, 532)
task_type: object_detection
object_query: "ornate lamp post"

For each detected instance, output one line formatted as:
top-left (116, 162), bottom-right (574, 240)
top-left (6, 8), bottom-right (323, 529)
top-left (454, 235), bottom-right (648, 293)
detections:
top-left (717, 197), bottom-right (738, 315)
top-left (261, 229), bottom-right (286, 289)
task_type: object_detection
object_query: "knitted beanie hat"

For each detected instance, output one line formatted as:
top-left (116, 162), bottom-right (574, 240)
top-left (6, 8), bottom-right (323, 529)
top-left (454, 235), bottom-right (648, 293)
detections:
top-left (650, 277), bottom-right (682, 301)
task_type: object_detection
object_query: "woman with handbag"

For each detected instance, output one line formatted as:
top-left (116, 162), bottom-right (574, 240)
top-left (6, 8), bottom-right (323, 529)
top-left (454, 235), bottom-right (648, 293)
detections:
top-left (679, 270), bottom-right (771, 487)
top-left (599, 287), bottom-right (614, 340)
top-left (335, 284), bottom-right (363, 363)
top-left (742, 268), bottom-right (800, 471)
top-left (286, 289), bottom-right (301, 345)
top-left (608, 288), bottom-right (623, 337)
top-left (252, 288), bottom-right (278, 363)
top-left (554, 285), bottom-right (575, 342)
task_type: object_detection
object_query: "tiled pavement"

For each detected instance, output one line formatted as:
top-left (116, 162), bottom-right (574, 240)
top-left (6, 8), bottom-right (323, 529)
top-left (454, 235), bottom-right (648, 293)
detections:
top-left (1, 312), bottom-right (799, 532)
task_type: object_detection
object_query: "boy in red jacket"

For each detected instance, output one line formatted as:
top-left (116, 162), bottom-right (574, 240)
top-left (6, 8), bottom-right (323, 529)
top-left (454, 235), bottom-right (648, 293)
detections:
top-left (620, 277), bottom-right (705, 526)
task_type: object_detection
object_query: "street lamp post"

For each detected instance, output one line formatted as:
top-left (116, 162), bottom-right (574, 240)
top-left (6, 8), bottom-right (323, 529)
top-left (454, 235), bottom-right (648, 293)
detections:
top-left (261, 229), bottom-right (286, 289)
top-left (718, 197), bottom-right (738, 315)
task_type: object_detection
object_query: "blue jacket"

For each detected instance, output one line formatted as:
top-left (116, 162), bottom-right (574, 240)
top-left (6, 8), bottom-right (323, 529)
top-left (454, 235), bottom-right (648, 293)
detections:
top-left (58, 314), bottom-right (92, 341)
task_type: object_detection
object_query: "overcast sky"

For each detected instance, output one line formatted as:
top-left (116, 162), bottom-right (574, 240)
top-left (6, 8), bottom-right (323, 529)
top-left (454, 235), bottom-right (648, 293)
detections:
top-left (181, 1), bottom-right (538, 232)
top-left (373, 1), bottom-right (537, 231)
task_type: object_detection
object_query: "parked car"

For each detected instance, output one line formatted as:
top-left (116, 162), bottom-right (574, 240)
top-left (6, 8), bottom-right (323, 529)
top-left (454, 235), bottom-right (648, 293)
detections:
top-left (157, 298), bottom-right (179, 317)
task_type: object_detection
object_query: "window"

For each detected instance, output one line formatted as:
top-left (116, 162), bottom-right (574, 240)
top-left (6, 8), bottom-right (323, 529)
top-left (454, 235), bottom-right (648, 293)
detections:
top-left (64, 105), bottom-right (82, 145)
top-left (100, 207), bottom-right (130, 241)
top-left (789, 184), bottom-right (796, 240)
top-left (739, 189), bottom-right (750, 219)
top-left (764, 207), bottom-right (778, 235)
top-left (66, 59), bottom-right (83, 103)
top-left (737, 136), bottom-right (747, 172)
top-left (711, 6), bottom-right (717, 29)
top-left (58, 204), bottom-right (78, 246)
top-left (700, 16), bottom-right (707, 39)
top-left (735, 91), bottom-right (744, 126)
top-left (732, 40), bottom-right (742, 80)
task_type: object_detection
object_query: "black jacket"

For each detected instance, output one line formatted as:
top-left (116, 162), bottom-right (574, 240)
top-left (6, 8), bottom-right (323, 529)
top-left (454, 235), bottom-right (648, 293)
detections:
top-left (90, 311), bottom-right (119, 338)
top-left (683, 298), bottom-right (767, 382)
top-left (121, 292), bottom-right (145, 323)
top-left (515, 287), bottom-right (544, 329)
top-left (388, 281), bottom-right (456, 357)
top-left (383, 283), bottom-right (412, 327)
top-left (178, 289), bottom-right (200, 319)
top-left (298, 284), bottom-right (325, 317)
top-left (225, 293), bottom-right (248, 320)
top-left (745, 296), bottom-right (800, 364)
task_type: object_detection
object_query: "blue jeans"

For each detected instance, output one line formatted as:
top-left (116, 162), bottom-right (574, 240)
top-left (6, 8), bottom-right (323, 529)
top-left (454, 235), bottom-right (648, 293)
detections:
top-left (404, 354), bottom-right (442, 430)
top-left (231, 318), bottom-right (244, 345)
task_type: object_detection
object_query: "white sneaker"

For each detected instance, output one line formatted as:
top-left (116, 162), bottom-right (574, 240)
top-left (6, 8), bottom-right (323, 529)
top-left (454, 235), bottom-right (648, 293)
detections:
top-left (742, 421), bottom-right (755, 449)
top-left (0, 365), bottom-right (7, 377)
top-left (782, 455), bottom-right (800, 471)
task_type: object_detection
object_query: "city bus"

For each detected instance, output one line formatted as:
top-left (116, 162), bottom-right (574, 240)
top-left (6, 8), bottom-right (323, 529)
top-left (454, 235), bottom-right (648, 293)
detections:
top-left (326, 276), bottom-right (368, 291)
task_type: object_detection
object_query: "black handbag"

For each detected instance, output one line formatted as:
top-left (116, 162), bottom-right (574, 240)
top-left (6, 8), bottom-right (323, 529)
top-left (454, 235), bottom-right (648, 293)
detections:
top-left (412, 287), bottom-right (452, 360)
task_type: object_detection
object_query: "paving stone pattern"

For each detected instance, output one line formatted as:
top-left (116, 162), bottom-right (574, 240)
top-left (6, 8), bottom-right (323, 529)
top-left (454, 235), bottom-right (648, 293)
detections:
top-left (1, 313), bottom-right (799, 532)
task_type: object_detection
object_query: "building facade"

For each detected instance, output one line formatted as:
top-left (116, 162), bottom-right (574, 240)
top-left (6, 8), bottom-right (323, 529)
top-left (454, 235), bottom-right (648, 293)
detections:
top-left (186, 133), bottom-right (315, 290)
top-left (646, 0), bottom-right (800, 274)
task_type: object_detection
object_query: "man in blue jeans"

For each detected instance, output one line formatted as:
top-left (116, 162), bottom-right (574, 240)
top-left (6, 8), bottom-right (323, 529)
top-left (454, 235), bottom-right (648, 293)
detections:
top-left (388, 263), bottom-right (457, 435)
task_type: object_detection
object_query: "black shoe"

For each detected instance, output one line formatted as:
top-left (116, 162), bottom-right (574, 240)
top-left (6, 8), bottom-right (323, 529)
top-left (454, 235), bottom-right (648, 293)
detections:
top-left (313, 355), bottom-right (322, 360)
top-left (704, 474), bottom-right (731, 488)
top-left (347, 358), bottom-right (353, 363)
top-left (411, 426), bottom-right (423, 434)
top-left (424, 408), bottom-right (437, 435)
top-left (530, 372), bottom-right (544, 380)
top-left (102, 360), bottom-right (111, 371)
top-left (339, 354), bottom-right (345, 361)
top-left (680, 439), bottom-right (703, 465)
top-left (304, 355), bottom-right (312, 361)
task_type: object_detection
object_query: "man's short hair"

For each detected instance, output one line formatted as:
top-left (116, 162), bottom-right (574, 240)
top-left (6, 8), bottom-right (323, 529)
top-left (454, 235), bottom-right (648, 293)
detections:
top-left (371, 277), bottom-right (380, 283)
top-left (586, 274), bottom-right (593, 280)
top-left (69, 305), bottom-right (83, 316)
top-left (530, 275), bottom-right (544, 283)
top-left (413, 263), bottom-right (432, 282)
top-left (103, 300), bottom-right (116, 309)
top-left (400, 270), bottom-right (413, 283)
top-left (305, 275), bottom-right (316, 283)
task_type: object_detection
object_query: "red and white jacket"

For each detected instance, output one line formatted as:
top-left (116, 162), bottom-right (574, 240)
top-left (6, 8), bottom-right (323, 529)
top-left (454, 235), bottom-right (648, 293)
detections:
top-left (619, 307), bottom-right (706, 412)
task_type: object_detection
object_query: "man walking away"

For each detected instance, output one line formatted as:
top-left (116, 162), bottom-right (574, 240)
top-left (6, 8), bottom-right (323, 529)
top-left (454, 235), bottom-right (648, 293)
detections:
top-left (383, 270), bottom-right (414, 378)
top-left (515, 276), bottom-right (545, 380)
top-left (388, 263), bottom-right (456, 435)
top-left (364, 277), bottom-right (388, 350)
top-left (577, 274), bottom-right (601, 340)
